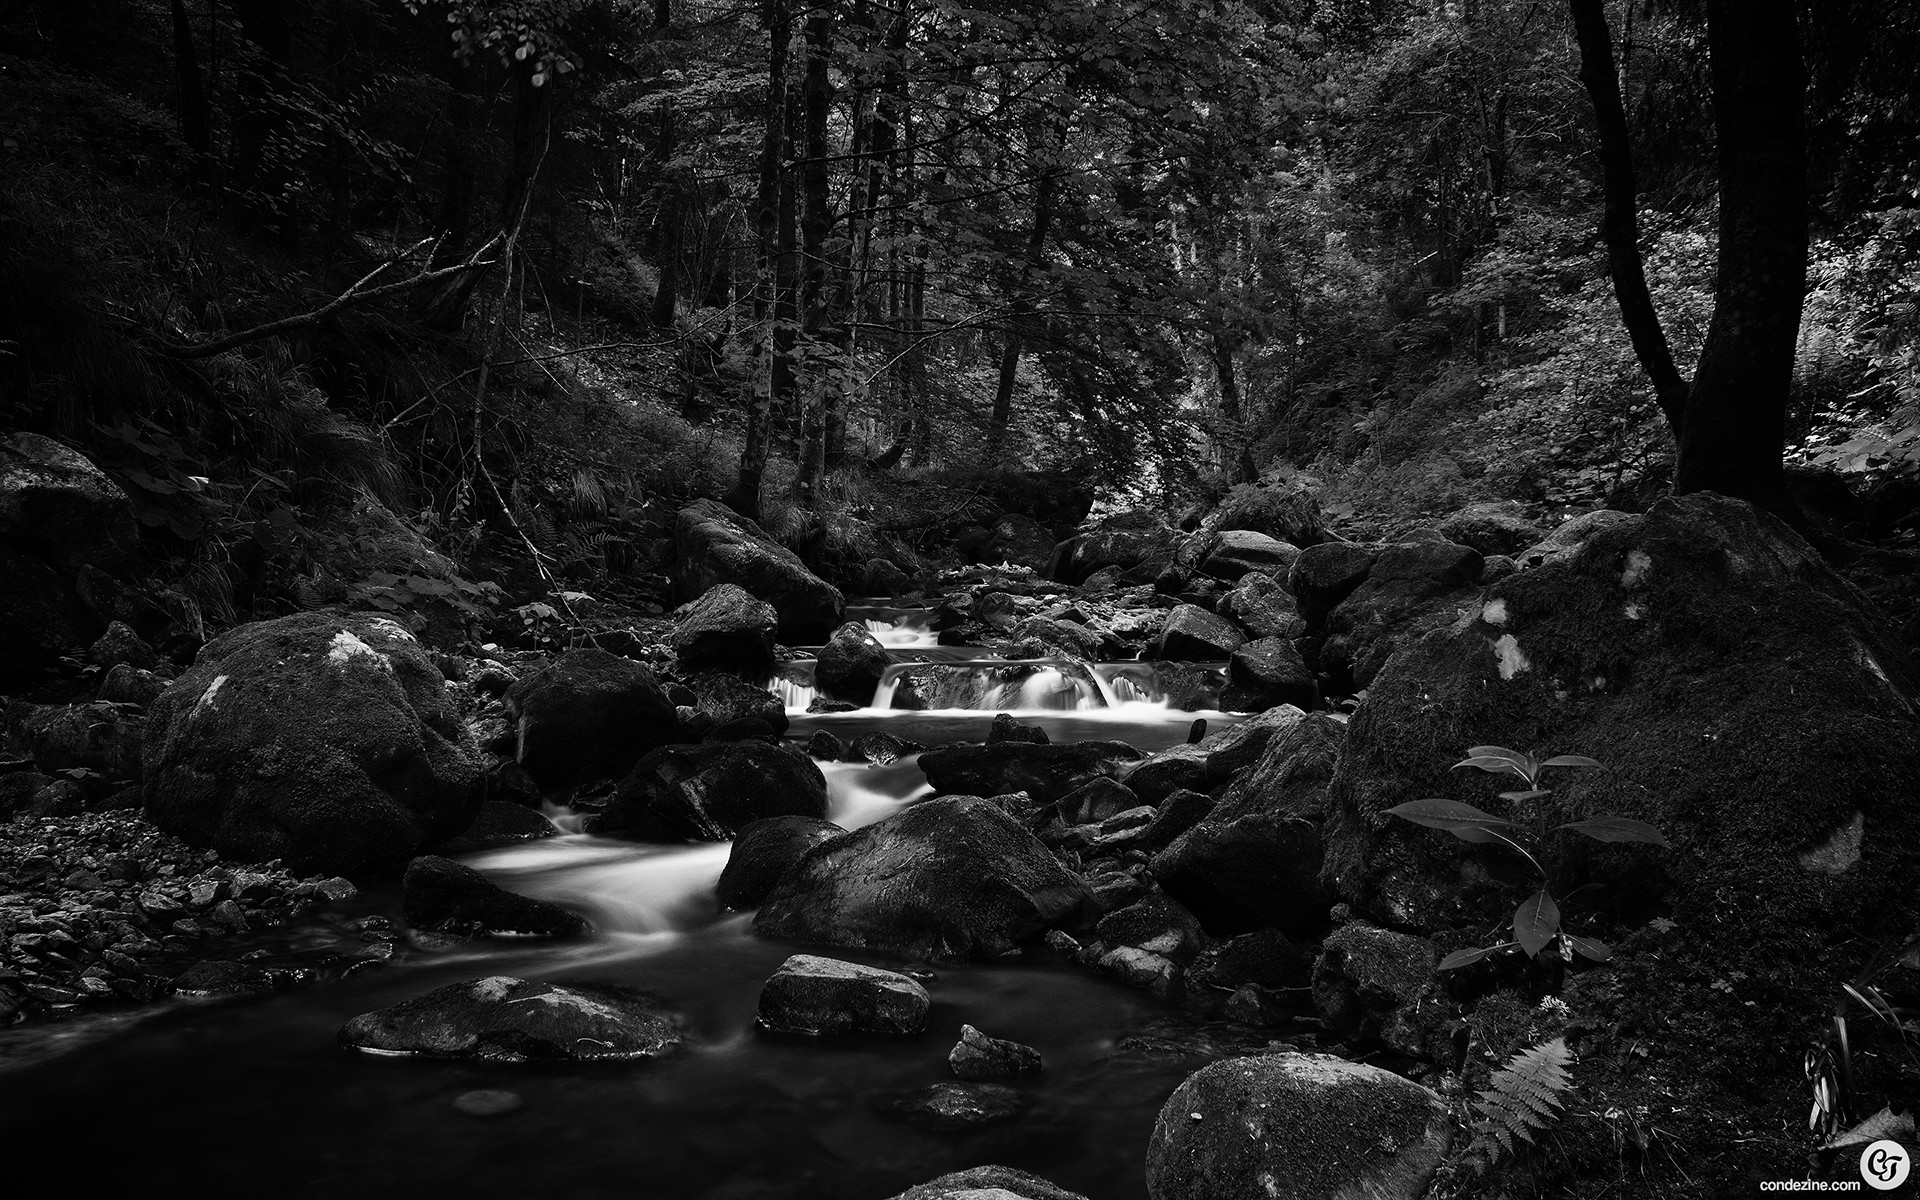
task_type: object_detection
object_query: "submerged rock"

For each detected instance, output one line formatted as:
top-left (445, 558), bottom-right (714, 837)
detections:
top-left (756, 954), bottom-right (929, 1035)
top-left (884, 1081), bottom-right (1029, 1131)
top-left (949, 1024), bottom-right (1044, 1080)
top-left (754, 796), bottom-right (1092, 962)
top-left (340, 976), bottom-right (682, 1061)
top-left (1145, 1052), bottom-right (1450, 1200)
top-left (918, 740), bottom-right (1144, 805)
top-left (402, 855), bottom-right (587, 938)
top-left (142, 612), bottom-right (484, 874)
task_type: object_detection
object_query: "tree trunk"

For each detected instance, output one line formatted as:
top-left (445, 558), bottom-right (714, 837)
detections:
top-left (1213, 329), bottom-right (1255, 484)
top-left (793, 1), bottom-right (835, 508)
top-left (1567, 0), bottom-right (1689, 432)
top-left (986, 169), bottom-right (1054, 461)
top-left (651, 100), bottom-right (680, 329)
top-left (1673, 0), bottom-right (1807, 508)
top-left (169, 0), bottom-right (212, 157)
top-left (419, 51), bottom-right (480, 330)
top-left (732, 0), bottom-right (791, 520)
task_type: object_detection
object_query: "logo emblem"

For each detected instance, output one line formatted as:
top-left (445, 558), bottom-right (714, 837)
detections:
top-left (1861, 1140), bottom-right (1911, 1191)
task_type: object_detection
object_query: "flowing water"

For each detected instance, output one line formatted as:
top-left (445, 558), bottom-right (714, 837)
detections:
top-left (0, 607), bottom-right (1248, 1199)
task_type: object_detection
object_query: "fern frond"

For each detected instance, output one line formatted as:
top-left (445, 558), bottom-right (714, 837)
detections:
top-left (1468, 1037), bottom-right (1575, 1165)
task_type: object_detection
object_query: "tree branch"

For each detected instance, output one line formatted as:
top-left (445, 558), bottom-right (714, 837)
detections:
top-left (147, 236), bottom-right (504, 359)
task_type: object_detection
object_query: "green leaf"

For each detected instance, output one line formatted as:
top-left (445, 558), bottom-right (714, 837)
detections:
top-left (1540, 755), bottom-right (1604, 770)
top-left (1558, 817), bottom-right (1669, 847)
top-left (1499, 789), bottom-right (1552, 802)
top-left (1385, 799), bottom-right (1521, 838)
top-left (1456, 755), bottom-right (1535, 784)
top-left (1439, 946), bottom-right (1503, 970)
top-left (1514, 889), bottom-right (1560, 958)
top-left (1567, 935), bottom-right (1613, 962)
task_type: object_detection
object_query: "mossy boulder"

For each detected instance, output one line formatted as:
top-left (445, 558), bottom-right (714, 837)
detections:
top-left (1145, 1052), bottom-right (1450, 1200)
top-left (592, 739), bottom-right (829, 841)
top-left (669, 583), bottom-right (778, 674)
top-left (142, 612), bottom-right (484, 874)
top-left (502, 648), bottom-right (680, 790)
top-left (814, 619), bottom-right (891, 705)
top-left (675, 499), bottom-right (845, 641)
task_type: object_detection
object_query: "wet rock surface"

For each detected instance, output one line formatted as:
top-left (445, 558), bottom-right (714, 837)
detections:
top-left (340, 975), bottom-right (683, 1061)
top-left (717, 815), bottom-right (845, 910)
top-left (949, 1023), bottom-right (1044, 1080)
top-left (401, 855), bottom-right (588, 938)
top-left (756, 953), bottom-right (930, 1035)
top-left (502, 648), bottom-right (680, 790)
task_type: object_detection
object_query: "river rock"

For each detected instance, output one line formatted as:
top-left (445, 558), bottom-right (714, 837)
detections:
top-left (1055, 776), bottom-right (1139, 824)
top-left (402, 855), bottom-right (587, 937)
top-left (979, 513), bottom-right (1059, 572)
top-left (8, 701), bottom-right (145, 781)
top-left (1321, 540), bottom-right (1483, 690)
top-left (887, 1166), bottom-right (1090, 1200)
top-left (885, 1081), bottom-right (1029, 1131)
top-left (1221, 637), bottom-right (1315, 712)
top-left (1189, 928), bottom-right (1312, 993)
top-left (918, 740), bottom-right (1144, 805)
top-left (502, 648), bottom-right (679, 790)
top-left (847, 732), bottom-right (912, 765)
top-left (0, 432), bottom-right (137, 569)
top-left (1120, 743), bottom-right (1209, 805)
top-left (1098, 892), bottom-right (1205, 965)
top-left (170, 959), bottom-right (275, 997)
top-left (987, 713), bottom-right (1049, 745)
top-left (1201, 530), bottom-right (1300, 582)
top-left (86, 621), bottom-right (162, 672)
top-left (1010, 614), bottom-right (1106, 661)
top-left (1050, 518), bottom-right (1179, 585)
top-left (1511, 506), bottom-right (1636, 567)
top-left (593, 740), bottom-right (829, 840)
top-left (755, 796), bottom-right (1092, 961)
top-left (805, 730), bottom-right (845, 761)
top-left (1152, 813), bottom-right (1330, 938)
top-left (340, 976), bottom-right (682, 1061)
top-left (756, 954), bottom-right (929, 1035)
top-left (1139, 788), bottom-right (1215, 851)
top-left (681, 669), bottom-right (789, 736)
top-left (98, 662), bottom-right (168, 706)
top-left (1286, 542), bottom-right (1380, 626)
top-left (1311, 924), bottom-right (1445, 1060)
top-left (675, 499), bottom-right (845, 641)
top-left (1217, 573), bottom-right (1307, 641)
top-left (1212, 711), bottom-right (1344, 821)
top-left (670, 583), bottom-right (778, 674)
top-left (142, 612), bottom-right (484, 874)
top-left (1144, 1053), bottom-right (1450, 1200)
top-left (1149, 605), bottom-right (1245, 662)
top-left (1436, 501), bottom-right (1545, 557)
top-left (1213, 478), bottom-right (1327, 548)
top-left (950, 1024), bottom-right (1044, 1080)
top-left (434, 800), bottom-right (557, 854)
top-left (815, 620), bottom-right (891, 705)
top-left (718, 816), bottom-right (845, 909)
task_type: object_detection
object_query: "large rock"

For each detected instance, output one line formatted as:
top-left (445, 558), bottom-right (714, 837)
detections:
top-left (1287, 542), bottom-right (1380, 626)
top-left (1321, 540), bottom-right (1484, 690)
top-left (1150, 604), bottom-right (1245, 661)
top-left (1201, 530), bottom-right (1300, 582)
top-left (1214, 478), bottom-right (1327, 547)
top-left (815, 620), bottom-right (891, 705)
top-left (1436, 501), bottom-right (1545, 558)
top-left (1212, 711), bottom-right (1345, 820)
top-left (1151, 813), bottom-right (1330, 938)
top-left (1218, 573), bottom-right (1307, 641)
top-left (754, 796), bottom-right (1093, 961)
top-left (402, 855), bottom-right (587, 937)
top-left (502, 649), bottom-right (679, 790)
top-left (979, 513), bottom-right (1059, 572)
top-left (949, 1024), bottom-right (1044, 1080)
top-left (682, 670), bottom-right (788, 737)
top-left (717, 815), bottom-right (845, 909)
top-left (1145, 1053), bottom-right (1450, 1200)
top-left (888, 1166), bottom-right (1090, 1200)
top-left (590, 740), bottom-right (829, 840)
top-left (675, 499), bottom-right (845, 641)
top-left (669, 583), bottom-right (778, 674)
top-left (339, 976), bottom-right (681, 1061)
top-left (0, 432), bottom-right (136, 569)
top-left (1311, 924), bottom-right (1444, 1060)
top-left (1324, 495), bottom-right (1920, 1011)
top-left (1221, 637), bottom-right (1315, 712)
top-left (756, 954), bottom-right (930, 1035)
top-left (142, 612), bottom-right (484, 874)
top-left (1050, 519), bottom-right (1178, 585)
top-left (918, 740), bottom-right (1145, 805)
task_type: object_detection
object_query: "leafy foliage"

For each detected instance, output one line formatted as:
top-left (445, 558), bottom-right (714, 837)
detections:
top-left (1468, 1036), bottom-right (1575, 1162)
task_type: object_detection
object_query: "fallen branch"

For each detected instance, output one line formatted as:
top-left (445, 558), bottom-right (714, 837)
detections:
top-left (147, 235), bottom-right (503, 359)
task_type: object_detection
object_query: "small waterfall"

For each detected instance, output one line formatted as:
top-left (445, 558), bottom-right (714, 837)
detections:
top-left (872, 658), bottom-right (1108, 712)
top-left (769, 660), bottom-right (819, 712)
top-left (849, 605), bottom-right (938, 648)
top-left (1092, 662), bottom-right (1229, 711)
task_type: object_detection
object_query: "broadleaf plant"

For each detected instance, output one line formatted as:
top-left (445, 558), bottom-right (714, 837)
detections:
top-left (1384, 745), bottom-right (1667, 973)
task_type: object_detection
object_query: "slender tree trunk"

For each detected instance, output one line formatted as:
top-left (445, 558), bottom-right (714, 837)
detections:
top-left (419, 52), bottom-right (480, 329)
top-left (986, 168), bottom-right (1054, 461)
top-left (1674, 0), bottom-right (1807, 507)
top-left (1568, 0), bottom-right (1689, 432)
top-left (169, 0), bottom-right (212, 158)
top-left (793, 3), bottom-right (835, 507)
top-left (732, 0), bottom-right (791, 520)
top-left (774, 91), bottom-right (800, 451)
top-left (1213, 329), bottom-right (1255, 484)
top-left (651, 100), bottom-right (680, 328)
